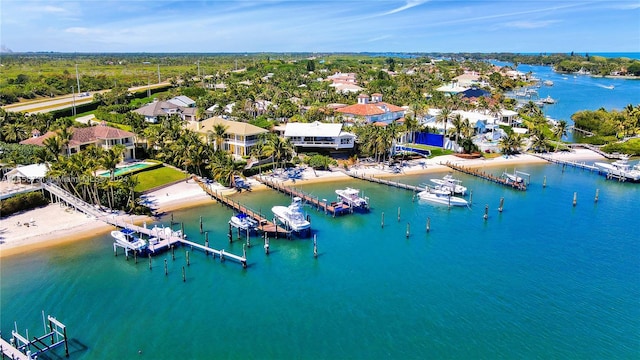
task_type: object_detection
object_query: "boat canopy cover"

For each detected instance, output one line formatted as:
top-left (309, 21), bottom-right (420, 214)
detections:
top-left (121, 228), bottom-right (136, 235)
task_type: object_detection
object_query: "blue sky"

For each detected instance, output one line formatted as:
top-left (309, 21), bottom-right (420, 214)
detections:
top-left (1, 0), bottom-right (639, 53)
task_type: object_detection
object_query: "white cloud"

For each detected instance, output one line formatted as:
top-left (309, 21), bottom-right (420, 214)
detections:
top-left (504, 20), bottom-right (560, 29)
top-left (382, 0), bottom-right (429, 16)
top-left (64, 27), bottom-right (104, 35)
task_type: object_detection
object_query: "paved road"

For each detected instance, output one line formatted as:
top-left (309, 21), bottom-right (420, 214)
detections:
top-left (2, 82), bottom-right (171, 114)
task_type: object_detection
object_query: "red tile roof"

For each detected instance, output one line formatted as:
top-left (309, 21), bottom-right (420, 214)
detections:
top-left (20, 125), bottom-right (135, 147)
top-left (336, 102), bottom-right (405, 117)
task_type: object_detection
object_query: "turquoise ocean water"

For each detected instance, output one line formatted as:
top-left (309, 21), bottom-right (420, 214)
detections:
top-left (2, 67), bottom-right (640, 359)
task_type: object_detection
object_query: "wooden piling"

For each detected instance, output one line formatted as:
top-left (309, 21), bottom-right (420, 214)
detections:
top-left (397, 207), bottom-right (401, 222)
top-left (313, 235), bottom-right (318, 258)
top-left (199, 216), bottom-right (203, 234)
top-left (595, 189), bottom-right (599, 202)
top-left (228, 223), bottom-right (233, 242)
top-left (573, 192), bottom-right (577, 207)
top-left (181, 222), bottom-right (185, 238)
top-left (543, 176), bottom-right (547, 188)
top-left (186, 251), bottom-right (190, 266)
top-left (483, 204), bottom-right (489, 220)
top-left (164, 259), bottom-right (168, 275)
top-left (498, 197), bottom-right (504, 212)
top-left (406, 223), bottom-right (410, 238)
top-left (148, 254), bottom-right (152, 270)
top-left (381, 212), bottom-right (385, 228)
top-left (182, 266), bottom-right (186, 282)
top-left (171, 245), bottom-right (175, 260)
top-left (469, 190), bottom-right (473, 206)
top-left (243, 244), bottom-right (247, 259)
top-left (426, 217), bottom-right (431, 233)
top-left (264, 234), bottom-right (270, 255)
top-left (134, 250), bottom-right (138, 264)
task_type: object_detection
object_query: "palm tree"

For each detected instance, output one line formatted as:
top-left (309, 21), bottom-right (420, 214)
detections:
top-left (262, 134), bottom-right (295, 171)
top-left (207, 151), bottom-right (244, 187)
top-left (436, 106), bottom-right (452, 149)
top-left (212, 123), bottom-right (228, 152)
top-left (529, 132), bottom-right (549, 153)
top-left (450, 113), bottom-right (465, 145)
top-left (552, 120), bottom-right (568, 151)
top-left (57, 127), bottom-right (74, 156)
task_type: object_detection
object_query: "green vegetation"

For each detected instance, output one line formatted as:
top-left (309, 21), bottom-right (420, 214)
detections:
top-left (0, 191), bottom-right (49, 217)
top-left (133, 166), bottom-right (187, 192)
top-left (601, 138), bottom-right (640, 156)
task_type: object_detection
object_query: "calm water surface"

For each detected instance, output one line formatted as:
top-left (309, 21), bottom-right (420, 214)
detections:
top-left (2, 163), bottom-right (639, 359)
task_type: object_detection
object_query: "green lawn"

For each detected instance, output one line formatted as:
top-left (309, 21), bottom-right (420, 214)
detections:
top-left (400, 143), bottom-right (454, 157)
top-left (133, 166), bottom-right (187, 192)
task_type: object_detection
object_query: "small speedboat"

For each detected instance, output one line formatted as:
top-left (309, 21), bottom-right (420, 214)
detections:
top-left (417, 188), bottom-right (468, 207)
top-left (229, 213), bottom-right (258, 231)
top-left (150, 225), bottom-right (186, 239)
top-left (111, 229), bottom-right (147, 251)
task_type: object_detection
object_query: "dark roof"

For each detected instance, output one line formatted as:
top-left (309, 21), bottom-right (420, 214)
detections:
top-left (460, 87), bottom-right (490, 99)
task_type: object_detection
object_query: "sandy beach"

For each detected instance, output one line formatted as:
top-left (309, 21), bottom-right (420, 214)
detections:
top-left (0, 149), bottom-right (606, 257)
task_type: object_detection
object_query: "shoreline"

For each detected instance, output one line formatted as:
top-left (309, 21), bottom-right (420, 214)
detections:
top-left (0, 150), bottom-right (606, 258)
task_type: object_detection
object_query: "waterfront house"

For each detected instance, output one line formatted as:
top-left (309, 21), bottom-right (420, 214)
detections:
top-left (187, 117), bottom-right (268, 159)
top-left (20, 124), bottom-right (137, 160)
top-left (336, 93), bottom-right (405, 125)
top-left (284, 121), bottom-right (356, 152)
top-left (133, 96), bottom-right (197, 123)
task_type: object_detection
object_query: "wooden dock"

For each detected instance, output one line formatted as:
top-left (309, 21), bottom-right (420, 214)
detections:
top-left (254, 175), bottom-right (351, 216)
top-left (192, 177), bottom-right (292, 237)
top-left (345, 171), bottom-right (426, 193)
top-left (442, 161), bottom-right (528, 191)
top-left (108, 218), bottom-right (248, 267)
top-left (532, 153), bottom-right (599, 171)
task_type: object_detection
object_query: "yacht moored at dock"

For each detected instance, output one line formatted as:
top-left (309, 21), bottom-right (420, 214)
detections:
top-left (272, 197), bottom-right (311, 234)
top-left (335, 187), bottom-right (369, 210)
top-left (594, 157), bottom-right (640, 182)
top-left (417, 187), bottom-right (468, 207)
top-left (429, 174), bottom-right (467, 195)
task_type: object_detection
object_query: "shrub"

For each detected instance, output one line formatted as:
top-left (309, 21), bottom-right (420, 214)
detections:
top-left (0, 191), bottom-right (49, 217)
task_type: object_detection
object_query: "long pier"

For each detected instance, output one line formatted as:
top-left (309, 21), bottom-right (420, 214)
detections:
top-left (192, 177), bottom-right (292, 237)
top-left (532, 153), bottom-right (599, 171)
top-left (442, 161), bottom-right (528, 191)
top-left (42, 182), bottom-right (248, 268)
top-left (345, 171), bottom-right (426, 193)
top-left (254, 175), bottom-right (351, 216)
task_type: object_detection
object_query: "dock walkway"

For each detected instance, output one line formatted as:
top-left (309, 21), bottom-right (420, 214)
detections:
top-left (254, 175), bottom-right (351, 216)
top-left (42, 182), bottom-right (247, 268)
top-left (531, 153), bottom-right (599, 171)
top-left (442, 161), bottom-right (527, 191)
top-left (192, 177), bottom-right (291, 236)
top-left (1, 337), bottom-right (29, 360)
top-left (344, 170), bottom-right (426, 193)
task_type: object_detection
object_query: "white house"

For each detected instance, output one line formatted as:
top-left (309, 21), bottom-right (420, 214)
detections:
top-left (284, 121), bottom-right (356, 151)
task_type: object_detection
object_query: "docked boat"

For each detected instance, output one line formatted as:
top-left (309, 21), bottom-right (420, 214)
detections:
top-left (602, 85), bottom-right (614, 90)
top-left (502, 172), bottom-right (524, 184)
top-left (335, 187), bottom-right (369, 210)
top-left (417, 188), bottom-right (468, 207)
top-left (543, 80), bottom-right (554, 86)
top-left (111, 228), bottom-right (147, 251)
top-left (429, 174), bottom-right (467, 195)
top-left (594, 157), bottom-right (640, 181)
top-left (272, 197), bottom-right (311, 232)
top-left (150, 225), bottom-right (186, 239)
top-left (229, 213), bottom-right (259, 231)
top-left (542, 95), bottom-right (556, 104)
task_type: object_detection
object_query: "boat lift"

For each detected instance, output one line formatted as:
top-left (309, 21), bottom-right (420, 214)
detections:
top-left (1, 312), bottom-right (69, 359)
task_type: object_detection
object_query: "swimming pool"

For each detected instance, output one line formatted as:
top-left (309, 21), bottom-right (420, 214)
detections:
top-left (98, 162), bottom-right (153, 177)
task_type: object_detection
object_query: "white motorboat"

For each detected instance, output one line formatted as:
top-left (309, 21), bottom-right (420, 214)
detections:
top-left (335, 187), bottom-right (369, 210)
top-left (429, 174), bottom-right (467, 195)
top-left (272, 197), bottom-right (311, 232)
top-left (150, 225), bottom-right (186, 239)
top-left (594, 157), bottom-right (640, 181)
top-left (111, 229), bottom-right (147, 251)
top-left (417, 188), bottom-right (468, 207)
top-left (502, 172), bottom-right (524, 184)
top-left (542, 95), bottom-right (556, 104)
top-left (543, 80), bottom-right (554, 86)
top-left (229, 213), bottom-right (259, 231)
